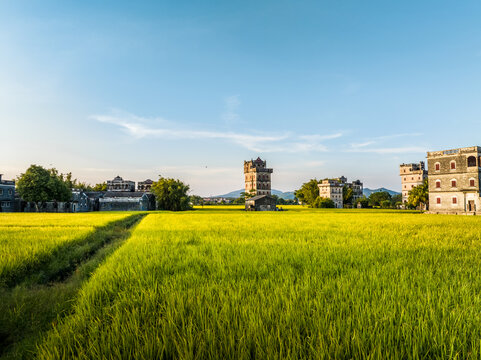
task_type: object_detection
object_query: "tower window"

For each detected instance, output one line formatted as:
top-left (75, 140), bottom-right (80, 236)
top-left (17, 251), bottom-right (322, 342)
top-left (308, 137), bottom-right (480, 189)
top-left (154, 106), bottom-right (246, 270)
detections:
top-left (435, 180), bottom-right (441, 188)
top-left (470, 179), bottom-right (476, 187)
top-left (451, 180), bottom-right (457, 188)
top-left (468, 156), bottom-right (477, 167)
top-left (452, 197), bottom-right (457, 204)
top-left (451, 161), bottom-right (456, 170)
top-left (436, 197), bottom-right (441, 204)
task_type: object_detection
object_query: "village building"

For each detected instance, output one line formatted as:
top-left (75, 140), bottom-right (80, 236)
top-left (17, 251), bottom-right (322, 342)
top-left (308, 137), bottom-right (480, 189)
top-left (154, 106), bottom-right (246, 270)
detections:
top-left (318, 179), bottom-right (344, 208)
top-left (107, 176), bottom-right (135, 192)
top-left (244, 158), bottom-right (276, 211)
top-left (427, 146), bottom-right (481, 214)
top-left (138, 179), bottom-right (154, 192)
top-left (400, 162), bottom-right (427, 203)
top-left (318, 176), bottom-right (363, 208)
top-left (245, 194), bottom-right (277, 211)
top-left (244, 157), bottom-right (273, 196)
top-left (99, 191), bottom-right (155, 211)
top-left (0, 174), bottom-right (16, 212)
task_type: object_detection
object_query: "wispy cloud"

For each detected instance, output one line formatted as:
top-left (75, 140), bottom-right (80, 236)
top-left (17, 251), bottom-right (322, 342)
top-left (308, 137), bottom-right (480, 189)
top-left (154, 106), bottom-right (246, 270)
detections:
top-left (347, 146), bottom-right (427, 154)
top-left (222, 95), bottom-right (241, 125)
top-left (347, 133), bottom-right (425, 154)
top-left (91, 111), bottom-right (342, 153)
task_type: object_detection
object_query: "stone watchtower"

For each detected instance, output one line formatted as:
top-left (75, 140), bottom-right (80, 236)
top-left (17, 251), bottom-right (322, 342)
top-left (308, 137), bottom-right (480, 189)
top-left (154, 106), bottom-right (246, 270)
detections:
top-left (244, 157), bottom-right (273, 196)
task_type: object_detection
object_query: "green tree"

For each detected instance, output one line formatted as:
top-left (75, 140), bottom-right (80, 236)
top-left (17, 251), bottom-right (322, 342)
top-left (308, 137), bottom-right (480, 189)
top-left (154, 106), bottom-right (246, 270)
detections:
top-left (48, 169), bottom-right (71, 202)
top-left (343, 186), bottom-right (354, 205)
top-left (380, 199), bottom-right (392, 209)
top-left (92, 182), bottom-right (107, 191)
top-left (356, 196), bottom-right (369, 208)
top-left (189, 195), bottom-right (204, 206)
top-left (407, 179), bottom-right (429, 210)
top-left (313, 196), bottom-right (335, 208)
top-left (391, 193), bottom-right (402, 206)
top-left (368, 191), bottom-right (391, 207)
top-left (151, 177), bottom-right (191, 211)
top-left (294, 179), bottom-right (320, 206)
top-left (17, 165), bottom-right (72, 210)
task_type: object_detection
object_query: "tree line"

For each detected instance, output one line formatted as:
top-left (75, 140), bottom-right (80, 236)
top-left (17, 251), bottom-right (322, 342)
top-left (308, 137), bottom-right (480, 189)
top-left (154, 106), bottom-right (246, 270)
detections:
top-left (293, 178), bottom-right (426, 209)
top-left (15, 165), bottom-right (192, 211)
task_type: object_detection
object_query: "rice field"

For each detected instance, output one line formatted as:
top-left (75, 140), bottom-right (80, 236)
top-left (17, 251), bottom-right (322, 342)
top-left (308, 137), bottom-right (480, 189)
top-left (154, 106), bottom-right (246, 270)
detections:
top-left (23, 209), bottom-right (481, 359)
top-left (0, 213), bottom-right (132, 287)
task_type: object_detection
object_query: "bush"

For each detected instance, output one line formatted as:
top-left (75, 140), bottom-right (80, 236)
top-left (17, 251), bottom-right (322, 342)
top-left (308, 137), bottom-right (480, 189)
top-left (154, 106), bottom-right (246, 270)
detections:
top-left (313, 197), bottom-right (335, 208)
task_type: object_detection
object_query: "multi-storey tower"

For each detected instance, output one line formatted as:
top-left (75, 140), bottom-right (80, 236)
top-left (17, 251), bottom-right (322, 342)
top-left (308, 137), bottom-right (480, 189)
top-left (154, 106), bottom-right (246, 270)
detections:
top-left (427, 146), bottom-right (481, 214)
top-left (244, 157), bottom-right (273, 196)
top-left (400, 162), bottom-right (428, 203)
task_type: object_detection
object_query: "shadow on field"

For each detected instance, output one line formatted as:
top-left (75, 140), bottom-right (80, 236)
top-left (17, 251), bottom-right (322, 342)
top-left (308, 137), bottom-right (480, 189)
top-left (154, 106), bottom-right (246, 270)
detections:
top-left (0, 213), bottom-right (146, 360)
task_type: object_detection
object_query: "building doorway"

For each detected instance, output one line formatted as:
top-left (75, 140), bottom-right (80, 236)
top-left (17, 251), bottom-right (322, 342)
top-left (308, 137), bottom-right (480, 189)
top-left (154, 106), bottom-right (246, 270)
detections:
top-left (468, 200), bottom-right (475, 212)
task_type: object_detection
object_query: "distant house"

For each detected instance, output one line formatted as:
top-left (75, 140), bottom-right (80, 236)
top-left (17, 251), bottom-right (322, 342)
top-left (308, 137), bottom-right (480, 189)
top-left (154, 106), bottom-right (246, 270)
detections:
top-left (71, 190), bottom-right (104, 212)
top-left (0, 174), bottom-right (15, 212)
top-left (245, 195), bottom-right (276, 211)
top-left (107, 176), bottom-right (135, 192)
top-left (99, 191), bottom-right (155, 211)
top-left (318, 176), bottom-right (363, 208)
top-left (400, 162), bottom-right (427, 204)
top-left (138, 179), bottom-right (154, 192)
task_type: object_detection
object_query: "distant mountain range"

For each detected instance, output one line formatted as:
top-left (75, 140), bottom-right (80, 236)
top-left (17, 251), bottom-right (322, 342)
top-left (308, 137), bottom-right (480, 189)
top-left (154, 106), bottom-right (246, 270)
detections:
top-left (363, 188), bottom-right (401, 197)
top-left (215, 187), bottom-right (400, 200)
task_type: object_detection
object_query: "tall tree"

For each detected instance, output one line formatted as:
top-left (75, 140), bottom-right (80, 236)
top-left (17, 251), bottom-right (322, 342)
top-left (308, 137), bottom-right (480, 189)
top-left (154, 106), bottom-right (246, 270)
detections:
top-left (151, 177), bottom-right (191, 211)
top-left (343, 186), bottom-right (354, 205)
top-left (17, 165), bottom-right (72, 210)
top-left (294, 179), bottom-right (320, 206)
top-left (408, 179), bottom-right (429, 210)
top-left (368, 191), bottom-right (391, 207)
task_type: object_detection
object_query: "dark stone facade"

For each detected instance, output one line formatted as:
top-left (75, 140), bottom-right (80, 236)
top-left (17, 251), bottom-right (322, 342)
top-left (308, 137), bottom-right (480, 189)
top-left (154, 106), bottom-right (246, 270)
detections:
top-left (0, 174), bottom-right (15, 212)
top-left (99, 191), bottom-right (155, 211)
top-left (245, 195), bottom-right (276, 211)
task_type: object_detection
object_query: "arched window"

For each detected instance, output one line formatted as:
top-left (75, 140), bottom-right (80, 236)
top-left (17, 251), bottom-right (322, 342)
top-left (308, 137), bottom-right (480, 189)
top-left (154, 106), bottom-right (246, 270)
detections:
top-left (435, 162), bottom-right (440, 171)
top-left (451, 179), bottom-right (457, 188)
top-left (450, 161), bottom-right (456, 170)
top-left (435, 180), bottom-right (441, 188)
top-left (468, 156), bottom-right (477, 167)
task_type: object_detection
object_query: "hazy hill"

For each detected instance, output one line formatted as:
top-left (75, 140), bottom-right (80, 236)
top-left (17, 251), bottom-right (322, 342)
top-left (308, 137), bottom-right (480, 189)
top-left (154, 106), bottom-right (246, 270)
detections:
top-left (215, 189), bottom-right (295, 200)
top-left (363, 188), bottom-right (401, 197)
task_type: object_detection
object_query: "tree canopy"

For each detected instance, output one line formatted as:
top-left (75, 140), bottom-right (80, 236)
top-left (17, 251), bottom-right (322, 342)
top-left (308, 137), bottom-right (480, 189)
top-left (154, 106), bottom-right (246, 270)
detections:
top-left (151, 177), bottom-right (191, 211)
top-left (368, 191), bottom-right (391, 207)
top-left (313, 197), bottom-right (335, 208)
top-left (17, 165), bottom-right (72, 204)
top-left (407, 179), bottom-right (429, 210)
top-left (294, 179), bottom-right (319, 206)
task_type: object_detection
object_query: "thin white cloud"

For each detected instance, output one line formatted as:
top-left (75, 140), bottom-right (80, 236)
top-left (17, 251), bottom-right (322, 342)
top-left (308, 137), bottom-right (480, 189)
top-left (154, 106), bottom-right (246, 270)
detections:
top-left (91, 112), bottom-right (341, 153)
top-left (222, 95), bottom-right (241, 125)
top-left (347, 133), bottom-right (425, 154)
top-left (347, 146), bottom-right (427, 154)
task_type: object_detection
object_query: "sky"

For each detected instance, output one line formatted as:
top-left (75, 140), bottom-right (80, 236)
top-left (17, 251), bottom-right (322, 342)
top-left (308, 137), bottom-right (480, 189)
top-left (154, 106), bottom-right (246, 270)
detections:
top-left (1, 1), bottom-right (481, 196)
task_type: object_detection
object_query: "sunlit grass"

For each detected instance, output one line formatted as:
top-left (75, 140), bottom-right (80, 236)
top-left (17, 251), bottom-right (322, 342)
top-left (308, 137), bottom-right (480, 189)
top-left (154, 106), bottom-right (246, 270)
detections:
top-left (0, 213), bottom-right (133, 286)
top-left (37, 209), bottom-right (481, 359)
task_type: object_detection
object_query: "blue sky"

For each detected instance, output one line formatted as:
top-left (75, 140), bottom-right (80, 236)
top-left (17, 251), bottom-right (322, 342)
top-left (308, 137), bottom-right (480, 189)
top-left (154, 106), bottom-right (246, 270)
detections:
top-left (1, 1), bottom-right (481, 196)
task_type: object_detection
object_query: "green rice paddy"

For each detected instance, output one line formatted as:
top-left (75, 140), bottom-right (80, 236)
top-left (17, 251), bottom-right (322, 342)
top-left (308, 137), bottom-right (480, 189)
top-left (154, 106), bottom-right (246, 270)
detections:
top-left (3, 208), bottom-right (481, 359)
